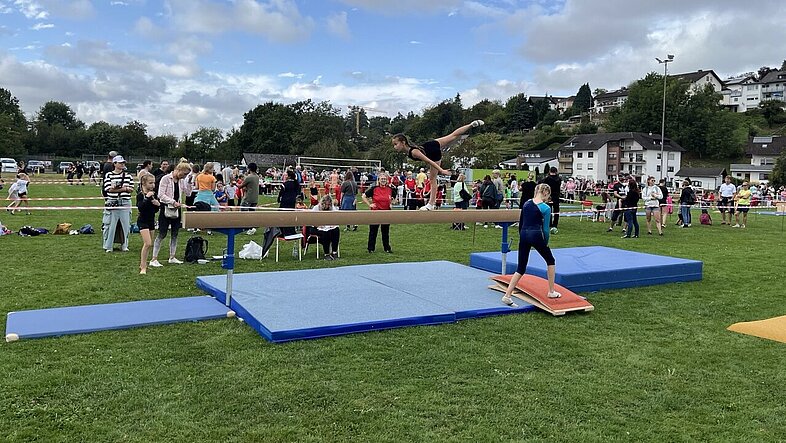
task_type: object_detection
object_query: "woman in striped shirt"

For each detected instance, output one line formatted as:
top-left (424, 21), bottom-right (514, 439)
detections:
top-left (102, 156), bottom-right (134, 253)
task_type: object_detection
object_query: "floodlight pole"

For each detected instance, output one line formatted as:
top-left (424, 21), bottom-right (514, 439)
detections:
top-left (656, 55), bottom-right (674, 181)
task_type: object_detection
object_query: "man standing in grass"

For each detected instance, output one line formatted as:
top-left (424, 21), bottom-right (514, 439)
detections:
top-left (718, 175), bottom-right (736, 225)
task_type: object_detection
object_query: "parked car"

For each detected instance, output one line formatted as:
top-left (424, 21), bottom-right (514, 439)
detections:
top-left (86, 160), bottom-right (101, 171)
top-left (1, 158), bottom-right (18, 173)
top-left (27, 160), bottom-right (46, 173)
top-left (58, 161), bottom-right (74, 173)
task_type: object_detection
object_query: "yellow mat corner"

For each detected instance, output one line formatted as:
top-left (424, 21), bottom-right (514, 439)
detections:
top-left (728, 315), bottom-right (786, 344)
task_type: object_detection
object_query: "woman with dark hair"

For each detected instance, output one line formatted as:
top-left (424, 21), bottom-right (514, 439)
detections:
top-left (278, 169), bottom-right (302, 236)
top-left (478, 174), bottom-right (496, 228)
top-left (339, 170), bottom-right (358, 231)
top-left (391, 120), bottom-right (484, 211)
top-left (622, 178), bottom-right (641, 238)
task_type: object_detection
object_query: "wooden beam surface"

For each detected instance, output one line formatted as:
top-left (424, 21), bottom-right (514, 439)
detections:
top-left (183, 209), bottom-right (519, 229)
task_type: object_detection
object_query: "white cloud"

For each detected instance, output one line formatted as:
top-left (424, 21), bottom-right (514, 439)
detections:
top-left (110, 1), bottom-right (129, 5)
top-left (337, 0), bottom-right (461, 14)
top-left (39, 0), bottom-right (95, 19)
top-left (278, 72), bottom-right (304, 79)
top-left (325, 11), bottom-right (350, 40)
top-left (409, 40), bottom-right (421, 45)
top-left (167, 0), bottom-right (315, 43)
top-left (30, 22), bottom-right (54, 30)
top-left (44, 40), bottom-right (201, 78)
top-left (13, 0), bottom-right (48, 19)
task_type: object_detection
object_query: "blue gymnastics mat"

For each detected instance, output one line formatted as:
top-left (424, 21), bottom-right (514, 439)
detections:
top-left (5, 296), bottom-right (234, 342)
top-left (195, 261), bottom-right (536, 343)
top-left (469, 246), bottom-right (702, 293)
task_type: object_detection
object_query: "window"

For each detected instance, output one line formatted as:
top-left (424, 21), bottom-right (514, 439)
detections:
top-left (587, 163), bottom-right (594, 170)
top-left (636, 154), bottom-right (644, 162)
top-left (608, 164), bottom-right (616, 172)
top-left (747, 85), bottom-right (758, 90)
top-left (761, 173), bottom-right (769, 180)
top-left (657, 153), bottom-right (662, 159)
top-left (608, 152), bottom-right (617, 160)
top-left (656, 165), bottom-right (661, 172)
top-left (576, 163), bottom-right (583, 170)
top-left (667, 166), bottom-right (674, 173)
top-left (588, 152), bottom-right (594, 158)
top-left (734, 98), bottom-right (739, 102)
top-left (668, 153), bottom-right (675, 160)
top-left (577, 152), bottom-right (583, 158)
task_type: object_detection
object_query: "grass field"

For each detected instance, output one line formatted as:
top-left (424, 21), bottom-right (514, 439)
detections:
top-left (1, 175), bottom-right (785, 441)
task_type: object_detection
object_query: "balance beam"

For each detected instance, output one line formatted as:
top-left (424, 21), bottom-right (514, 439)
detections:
top-left (183, 209), bottom-right (519, 229)
top-left (187, 208), bottom-right (519, 309)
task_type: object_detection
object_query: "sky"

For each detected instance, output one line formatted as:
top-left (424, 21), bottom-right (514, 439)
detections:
top-left (1, 0), bottom-right (785, 136)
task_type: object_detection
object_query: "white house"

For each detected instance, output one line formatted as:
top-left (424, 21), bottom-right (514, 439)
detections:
top-left (760, 69), bottom-right (786, 103)
top-left (501, 150), bottom-right (558, 174)
top-left (558, 132), bottom-right (684, 182)
top-left (672, 69), bottom-right (724, 94)
top-left (674, 167), bottom-right (727, 191)
top-left (721, 75), bottom-right (761, 112)
top-left (729, 136), bottom-right (785, 184)
top-left (592, 88), bottom-right (628, 114)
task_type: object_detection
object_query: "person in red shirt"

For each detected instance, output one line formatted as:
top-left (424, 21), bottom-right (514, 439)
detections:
top-left (362, 173), bottom-right (396, 253)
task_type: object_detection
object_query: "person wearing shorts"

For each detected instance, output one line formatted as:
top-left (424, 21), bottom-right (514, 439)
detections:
top-left (734, 181), bottom-right (751, 228)
top-left (391, 120), bottom-right (484, 211)
top-left (642, 176), bottom-right (663, 235)
top-left (718, 175), bottom-right (736, 225)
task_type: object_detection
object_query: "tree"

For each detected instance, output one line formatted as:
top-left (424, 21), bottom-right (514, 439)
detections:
top-left (771, 150), bottom-right (786, 189)
top-left (505, 93), bottom-right (534, 132)
top-left (190, 126), bottom-right (224, 159)
top-left (86, 121), bottom-right (121, 155)
top-left (757, 66), bottom-right (776, 81)
top-left (573, 83), bottom-right (593, 113)
top-left (119, 120), bottom-right (149, 156)
top-left (759, 100), bottom-right (786, 126)
top-left (237, 102), bottom-right (298, 154)
top-left (593, 88), bottom-right (608, 97)
top-left (36, 101), bottom-right (83, 130)
top-left (31, 101), bottom-right (85, 156)
top-left (0, 88), bottom-right (28, 157)
top-left (148, 134), bottom-right (178, 158)
top-left (451, 133), bottom-right (503, 168)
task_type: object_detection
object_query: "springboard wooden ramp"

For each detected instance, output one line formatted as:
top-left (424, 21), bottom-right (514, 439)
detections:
top-left (488, 274), bottom-right (594, 316)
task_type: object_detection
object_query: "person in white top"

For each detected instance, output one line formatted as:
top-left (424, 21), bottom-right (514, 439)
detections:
top-left (311, 194), bottom-right (340, 260)
top-left (222, 165), bottom-right (234, 184)
top-left (718, 176), bottom-right (736, 225)
top-left (642, 176), bottom-right (663, 235)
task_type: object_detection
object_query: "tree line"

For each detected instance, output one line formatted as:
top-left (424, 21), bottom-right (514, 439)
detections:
top-left (1, 73), bottom-right (784, 172)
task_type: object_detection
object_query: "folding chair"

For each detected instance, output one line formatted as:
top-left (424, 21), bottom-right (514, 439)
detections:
top-left (275, 232), bottom-right (304, 262)
top-left (579, 200), bottom-right (594, 222)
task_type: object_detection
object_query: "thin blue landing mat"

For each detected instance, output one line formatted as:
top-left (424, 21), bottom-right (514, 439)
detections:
top-left (5, 296), bottom-right (233, 342)
top-left (196, 261), bottom-right (536, 343)
top-left (469, 246), bottom-right (702, 293)
top-left (759, 211), bottom-right (786, 216)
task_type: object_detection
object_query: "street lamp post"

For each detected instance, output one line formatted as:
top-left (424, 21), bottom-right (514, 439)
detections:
top-left (656, 54), bottom-right (674, 181)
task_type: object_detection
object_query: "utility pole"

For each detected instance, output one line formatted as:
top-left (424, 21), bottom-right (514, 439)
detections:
top-left (656, 54), bottom-right (674, 181)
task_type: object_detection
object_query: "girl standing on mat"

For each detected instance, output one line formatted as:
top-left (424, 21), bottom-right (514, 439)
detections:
top-left (136, 174), bottom-right (160, 274)
top-left (501, 183), bottom-right (560, 307)
top-left (391, 120), bottom-right (484, 211)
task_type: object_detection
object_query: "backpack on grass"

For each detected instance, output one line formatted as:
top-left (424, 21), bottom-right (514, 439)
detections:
top-left (185, 236), bottom-right (208, 263)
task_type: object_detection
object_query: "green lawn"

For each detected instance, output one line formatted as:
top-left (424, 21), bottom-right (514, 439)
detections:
top-left (1, 176), bottom-right (785, 441)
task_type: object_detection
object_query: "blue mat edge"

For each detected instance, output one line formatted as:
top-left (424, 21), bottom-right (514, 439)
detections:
top-left (197, 276), bottom-right (459, 342)
top-left (195, 268), bottom-right (542, 342)
top-left (6, 296), bottom-right (230, 340)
